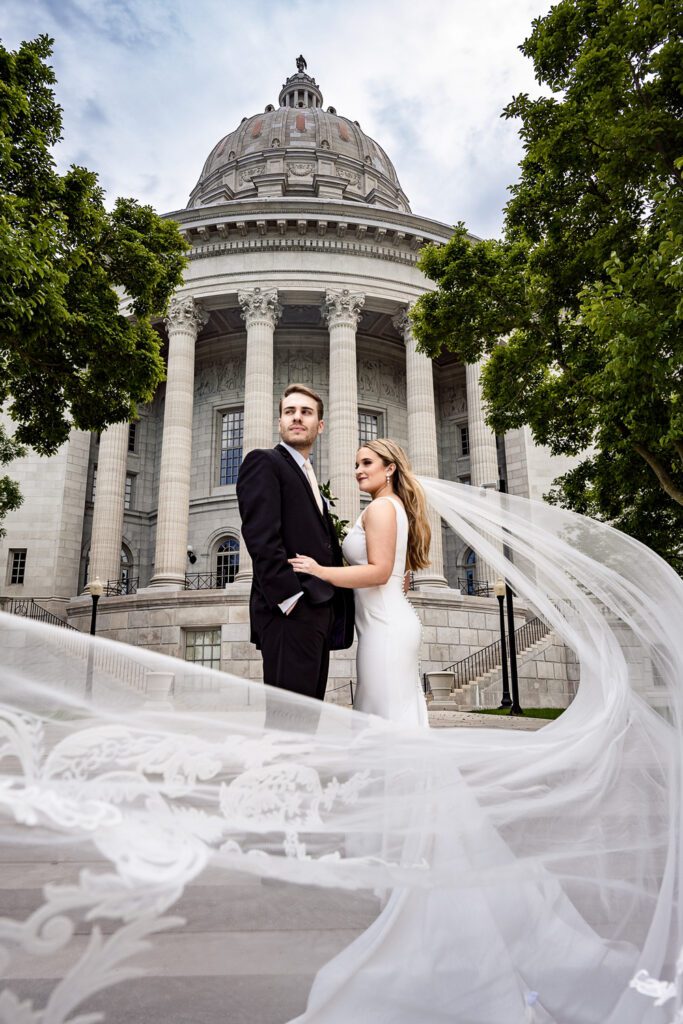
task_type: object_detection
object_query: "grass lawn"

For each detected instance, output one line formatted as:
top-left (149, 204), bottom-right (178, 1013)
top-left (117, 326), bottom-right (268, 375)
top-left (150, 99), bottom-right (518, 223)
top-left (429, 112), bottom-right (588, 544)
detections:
top-left (474, 707), bottom-right (565, 720)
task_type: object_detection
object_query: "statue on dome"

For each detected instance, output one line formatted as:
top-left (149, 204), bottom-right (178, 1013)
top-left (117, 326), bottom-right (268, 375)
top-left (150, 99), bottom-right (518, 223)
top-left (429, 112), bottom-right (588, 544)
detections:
top-left (296, 54), bottom-right (307, 73)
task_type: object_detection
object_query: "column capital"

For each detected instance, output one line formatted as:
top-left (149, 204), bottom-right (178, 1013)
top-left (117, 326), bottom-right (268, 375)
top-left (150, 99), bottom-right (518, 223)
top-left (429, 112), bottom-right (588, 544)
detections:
top-left (238, 286), bottom-right (282, 327)
top-left (165, 295), bottom-right (209, 334)
top-left (322, 288), bottom-right (365, 328)
top-left (392, 305), bottom-right (413, 340)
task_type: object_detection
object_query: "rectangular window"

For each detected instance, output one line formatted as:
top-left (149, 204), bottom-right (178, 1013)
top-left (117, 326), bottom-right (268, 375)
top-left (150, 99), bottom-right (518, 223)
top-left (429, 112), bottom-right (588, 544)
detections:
top-left (124, 474), bottom-right (135, 511)
top-left (185, 628), bottom-right (221, 669)
top-left (459, 424), bottom-right (470, 457)
top-left (128, 422), bottom-right (137, 453)
top-left (220, 409), bottom-right (244, 485)
top-left (359, 410), bottom-right (382, 446)
top-left (9, 549), bottom-right (27, 585)
top-left (91, 466), bottom-right (97, 502)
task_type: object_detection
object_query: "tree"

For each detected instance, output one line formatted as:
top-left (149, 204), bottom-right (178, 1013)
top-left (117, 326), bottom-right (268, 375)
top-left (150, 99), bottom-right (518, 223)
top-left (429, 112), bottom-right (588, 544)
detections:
top-left (0, 35), bottom-right (188, 527)
top-left (411, 0), bottom-right (683, 568)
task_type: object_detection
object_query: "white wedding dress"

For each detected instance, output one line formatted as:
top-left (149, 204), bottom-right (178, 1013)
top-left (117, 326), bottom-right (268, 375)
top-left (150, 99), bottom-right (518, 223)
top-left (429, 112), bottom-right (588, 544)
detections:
top-left (341, 495), bottom-right (428, 727)
top-left (0, 480), bottom-right (682, 1024)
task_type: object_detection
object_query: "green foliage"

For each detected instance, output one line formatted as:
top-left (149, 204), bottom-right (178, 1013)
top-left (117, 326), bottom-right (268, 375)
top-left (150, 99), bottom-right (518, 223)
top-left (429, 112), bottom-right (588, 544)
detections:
top-left (0, 427), bottom-right (24, 537)
top-left (412, 0), bottom-right (683, 566)
top-left (319, 481), bottom-right (349, 544)
top-left (0, 35), bottom-right (189, 459)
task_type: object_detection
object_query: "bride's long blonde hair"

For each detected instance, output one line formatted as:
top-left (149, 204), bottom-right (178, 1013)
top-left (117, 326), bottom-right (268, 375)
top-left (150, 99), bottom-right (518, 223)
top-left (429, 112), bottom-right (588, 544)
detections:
top-left (361, 438), bottom-right (431, 571)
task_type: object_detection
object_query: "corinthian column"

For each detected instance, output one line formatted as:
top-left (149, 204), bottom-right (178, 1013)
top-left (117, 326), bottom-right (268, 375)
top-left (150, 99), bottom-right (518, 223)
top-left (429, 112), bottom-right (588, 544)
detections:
top-left (89, 421), bottom-right (128, 586)
top-left (323, 288), bottom-right (365, 527)
top-left (234, 287), bottom-right (281, 583)
top-left (394, 308), bottom-right (447, 588)
top-left (149, 296), bottom-right (208, 588)
top-left (239, 287), bottom-right (281, 455)
top-left (465, 357), bottom-right (501, 589)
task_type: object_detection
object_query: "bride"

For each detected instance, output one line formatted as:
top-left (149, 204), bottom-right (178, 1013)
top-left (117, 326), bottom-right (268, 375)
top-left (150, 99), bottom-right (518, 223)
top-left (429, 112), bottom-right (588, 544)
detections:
top-left (289, 439), bottom-right (430, 727)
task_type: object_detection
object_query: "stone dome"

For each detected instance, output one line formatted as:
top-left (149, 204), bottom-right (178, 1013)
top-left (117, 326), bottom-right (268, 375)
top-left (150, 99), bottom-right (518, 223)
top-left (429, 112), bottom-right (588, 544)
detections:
top-left (187, 63), bottom-right (411, 213)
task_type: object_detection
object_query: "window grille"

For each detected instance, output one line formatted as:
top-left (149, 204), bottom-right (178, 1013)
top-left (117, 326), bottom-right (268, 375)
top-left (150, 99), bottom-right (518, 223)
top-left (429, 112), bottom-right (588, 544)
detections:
top-left (9, 550), bottom-right (27, 585)
top-left (216, 537), bottom-right (240, 586)
top-left (460, 424), bottom-right (470, 457)
top-left (358, 411), bottom-right (382, 445)
top-left (220, 410), bottom-right (244, 485)
top-left (124, 474), bottom-right (134, 510)
top-left (185, 628), bottom-right (221, 669)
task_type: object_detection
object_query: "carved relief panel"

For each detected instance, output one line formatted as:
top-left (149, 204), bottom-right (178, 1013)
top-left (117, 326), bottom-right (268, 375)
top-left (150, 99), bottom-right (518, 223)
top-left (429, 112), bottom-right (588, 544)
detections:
top-left (194, 358), bottom-right (246, 400)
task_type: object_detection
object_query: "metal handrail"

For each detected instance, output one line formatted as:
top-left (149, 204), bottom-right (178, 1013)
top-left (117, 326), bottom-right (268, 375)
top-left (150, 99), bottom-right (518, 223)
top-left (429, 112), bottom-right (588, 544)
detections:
top-left (2, 598), bottom-right (148, 693)
top-left (104, 577), bottom-right (139, 596)
top-left (1, 598), bottom-right (78, 630)
top-left (456, 577), bottom-right (492, 597)
top-left (184, 572), bottom-right (233, 591)
top-left (407, 574), bottom-right (491, 596)
top-left (327, 679), bottom-right (355, 705)
top-left (445, 616), bottom-right (551, 688)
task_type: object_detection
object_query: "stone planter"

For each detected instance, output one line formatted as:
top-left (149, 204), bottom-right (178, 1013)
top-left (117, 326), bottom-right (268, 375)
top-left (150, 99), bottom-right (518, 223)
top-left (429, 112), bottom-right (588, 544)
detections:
top-left (426, 671), bottom-right (455, 700)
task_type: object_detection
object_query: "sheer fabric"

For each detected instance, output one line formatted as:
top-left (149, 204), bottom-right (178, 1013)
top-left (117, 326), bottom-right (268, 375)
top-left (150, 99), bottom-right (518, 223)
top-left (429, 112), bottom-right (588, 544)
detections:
top-left (0, 479), bottom-right (681, 1023)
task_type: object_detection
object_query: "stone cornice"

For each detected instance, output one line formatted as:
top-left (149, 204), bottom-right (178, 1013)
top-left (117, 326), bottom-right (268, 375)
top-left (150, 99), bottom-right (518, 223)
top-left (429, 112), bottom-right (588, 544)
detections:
top-left (165, 197), bottom-right (468, 246)
top-left (165, 198), bottom-right (476, 271)
top-left (185, 233), bottom-right (424, 268)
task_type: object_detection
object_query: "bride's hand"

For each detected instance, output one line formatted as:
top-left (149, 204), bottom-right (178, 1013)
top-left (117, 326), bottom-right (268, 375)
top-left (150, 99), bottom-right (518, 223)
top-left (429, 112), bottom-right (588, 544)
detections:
top-left (289, 554), bottom-right (322, 577)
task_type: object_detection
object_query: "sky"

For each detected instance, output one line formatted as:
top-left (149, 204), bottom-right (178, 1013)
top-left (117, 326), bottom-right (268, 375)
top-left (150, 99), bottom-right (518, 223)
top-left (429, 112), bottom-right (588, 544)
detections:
top-left (2, 0), bottom-right (553, 238)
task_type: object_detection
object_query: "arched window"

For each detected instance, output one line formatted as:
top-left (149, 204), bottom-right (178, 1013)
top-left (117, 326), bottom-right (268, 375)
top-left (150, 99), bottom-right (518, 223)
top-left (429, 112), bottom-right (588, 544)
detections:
top-left (120, 545), bottom-right (134, 589)
top-left (216, 537), bottom-right (240, 587)
top-left (83, 545), bottom-right (135, 592)
top-left (465, 549), bottom-right (477, 595)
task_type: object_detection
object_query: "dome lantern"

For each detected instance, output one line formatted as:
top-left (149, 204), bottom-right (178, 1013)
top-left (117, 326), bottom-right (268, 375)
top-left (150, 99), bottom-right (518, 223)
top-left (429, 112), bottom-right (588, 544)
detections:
top-left (278, 56), bottom-right (323, 109)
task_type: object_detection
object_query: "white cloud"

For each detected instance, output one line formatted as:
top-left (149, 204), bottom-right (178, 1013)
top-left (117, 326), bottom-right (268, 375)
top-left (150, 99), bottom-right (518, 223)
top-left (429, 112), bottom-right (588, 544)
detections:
top-left (3, 0), bottom-right (552, 236)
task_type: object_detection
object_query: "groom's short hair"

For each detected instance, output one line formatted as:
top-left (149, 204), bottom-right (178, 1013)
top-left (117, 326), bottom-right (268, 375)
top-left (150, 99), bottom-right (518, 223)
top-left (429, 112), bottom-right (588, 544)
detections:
top-left (279, 384), bottom-right (324, 420)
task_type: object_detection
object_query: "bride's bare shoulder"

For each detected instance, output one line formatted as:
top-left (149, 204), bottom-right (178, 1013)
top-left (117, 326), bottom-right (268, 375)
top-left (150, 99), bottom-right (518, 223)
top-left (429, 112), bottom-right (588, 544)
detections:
top-left (363, 496), bottom-right (399, 527)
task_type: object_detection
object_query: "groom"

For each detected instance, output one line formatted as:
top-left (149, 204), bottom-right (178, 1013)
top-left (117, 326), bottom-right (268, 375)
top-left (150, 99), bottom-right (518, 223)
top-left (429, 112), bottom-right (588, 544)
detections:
top-left (236, 384), bottom-right (354, 708)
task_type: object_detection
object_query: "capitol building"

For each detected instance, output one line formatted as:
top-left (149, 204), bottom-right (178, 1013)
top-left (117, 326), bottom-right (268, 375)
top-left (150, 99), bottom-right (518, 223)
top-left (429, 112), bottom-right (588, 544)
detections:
top-left (0, 63), bottom-right (578, 702)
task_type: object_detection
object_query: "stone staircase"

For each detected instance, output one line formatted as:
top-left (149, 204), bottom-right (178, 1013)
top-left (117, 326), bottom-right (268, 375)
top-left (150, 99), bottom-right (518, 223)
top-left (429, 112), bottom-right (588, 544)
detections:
top-left (450, 631), bottom-right (558, 709)
top-left (429, 618), bottom-right (579, 711)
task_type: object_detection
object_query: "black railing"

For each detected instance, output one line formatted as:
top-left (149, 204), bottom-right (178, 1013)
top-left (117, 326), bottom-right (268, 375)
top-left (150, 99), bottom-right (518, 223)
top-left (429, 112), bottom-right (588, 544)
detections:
top-left (446, 616), bottom-right (551, 688)
top-left (457, 577), bottom-right (492, 597)
top-left (184, 572), bottom-right (233, 591)
top-left (104, 577), bottom-right (139, 596)
top-left (327, 679), bottom-right (355, 705)
top-left (1, 598), bottom-right (78, 630)
top-left (407, 574), bottom-right (491, 596)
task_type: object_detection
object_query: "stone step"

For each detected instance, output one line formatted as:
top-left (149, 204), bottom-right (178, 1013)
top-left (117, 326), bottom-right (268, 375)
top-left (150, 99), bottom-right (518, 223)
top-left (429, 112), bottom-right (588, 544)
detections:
top-left (1, 860), bottom-right (380, 1024)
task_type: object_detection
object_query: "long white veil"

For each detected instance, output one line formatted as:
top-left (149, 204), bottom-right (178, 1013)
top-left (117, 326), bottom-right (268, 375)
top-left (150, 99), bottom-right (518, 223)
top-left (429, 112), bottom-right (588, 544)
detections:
top-left (0, 479), bottom-right (681, 1023)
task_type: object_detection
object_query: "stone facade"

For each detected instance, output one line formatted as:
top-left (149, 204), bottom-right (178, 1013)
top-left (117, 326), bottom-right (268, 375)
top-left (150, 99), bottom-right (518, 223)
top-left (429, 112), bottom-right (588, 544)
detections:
top-left (0, 65), bottom-right (581, 707)
top-left (66, 585), bottom-right (528, 705)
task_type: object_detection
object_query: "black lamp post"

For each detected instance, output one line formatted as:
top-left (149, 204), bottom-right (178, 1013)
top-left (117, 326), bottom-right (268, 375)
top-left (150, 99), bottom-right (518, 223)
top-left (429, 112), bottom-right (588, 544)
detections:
top-left (88, 576), bottom-right (103, 635)
top-left (494, 578), bottom-right (512, 709)
top-left (85, 576), bottom-right (103, 698)
top-left (505, 583), bottom-right (524, 716)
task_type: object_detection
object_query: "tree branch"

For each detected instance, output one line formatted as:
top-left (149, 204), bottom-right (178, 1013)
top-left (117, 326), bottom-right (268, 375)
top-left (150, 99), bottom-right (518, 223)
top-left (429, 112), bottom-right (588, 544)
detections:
top-left (632, 442), bottom-right (683, 506)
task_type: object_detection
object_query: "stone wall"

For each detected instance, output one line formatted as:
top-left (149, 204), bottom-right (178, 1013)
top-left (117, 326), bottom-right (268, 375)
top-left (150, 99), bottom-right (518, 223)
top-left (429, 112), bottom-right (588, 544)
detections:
top-left (67, 586), bottom-right (529, 706)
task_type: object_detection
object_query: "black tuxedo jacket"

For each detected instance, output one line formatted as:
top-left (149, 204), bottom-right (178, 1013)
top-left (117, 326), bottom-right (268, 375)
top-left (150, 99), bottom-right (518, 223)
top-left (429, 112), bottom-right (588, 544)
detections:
top-left (236, 445), bottom-right (354, 651)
